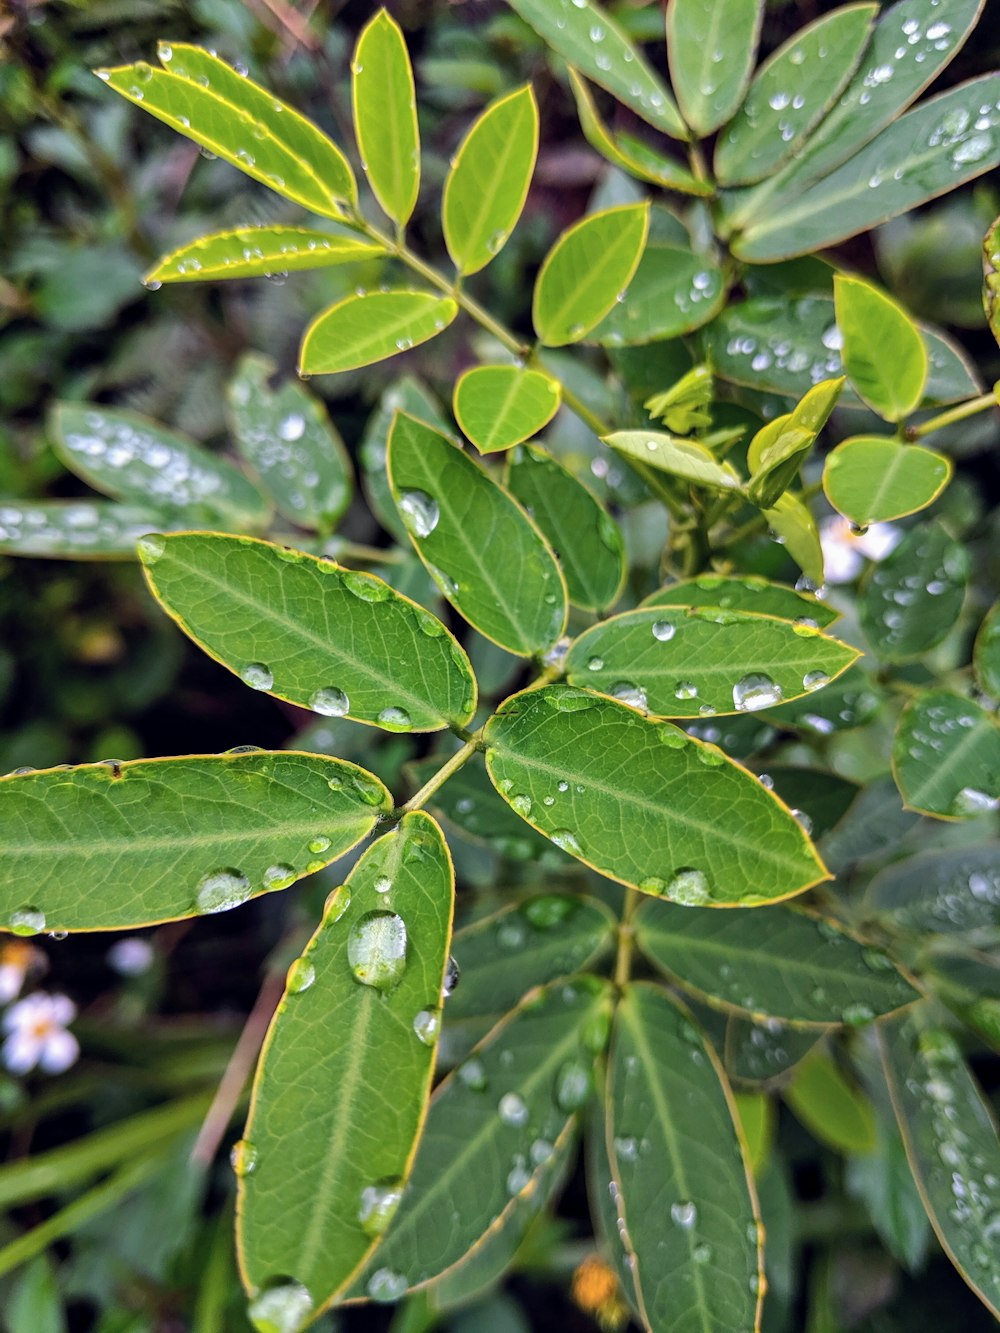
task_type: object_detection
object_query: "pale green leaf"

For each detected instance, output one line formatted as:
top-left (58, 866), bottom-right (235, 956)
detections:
top-left (607, 984), bottom-right (763, 1330)
top-left (237, 813), bottom-right (453, 1313)
top-left (985, 214), bottom-right (1000, 349)
top-left (763, 490), bottom-right (825, 585)
top-left (746, 378), bottom-right (845, 509)
top-left (453, 366), bottom-right (560, 454)
top-left (590, 233), bottom-right (725, 345)
top-left (145, 227), bottom-right (384, 284)
top-left (98, 43), bottom-right (356, 217)
top-left (50, 403), bottom-right (270, 527)
top-left (865, 844), bottom-right (1000, 936)
top-left (387, 412), bottom-right (567, 656)
top-left (642, 574), bottom-right (839, 627)
top-left (0, 501), bottom-right (176, 561)
top-left (605, 430), bottom-right (742, 492)
top-left (667, 0), bottom-right (762, 134)
top-left (227, 353), bottom-right (353, 531)
top-left (507, 0), bottom-right (686, 139)
top-left (634, 900), bottom-right (919, 1026)
top-left (532, 204), bottom-right (649, 347)
top-left (504, 444), bottom-right (626, 612)
top-left (300, 291), bottom-right (457, 376)
top-left (893, 691), bottom-right (1000, 818)
top-left (352, 10), bottom-right (420, 226)
top-left (725, 1016), bottom-right (822, 1085)
top-left (835, 274), bottom-right (928, 420)
top-left (734, 1092), bottom-right (775, 1175)
top-left (565, 605), bottom-right (859, 719)
top-left (783, 1048), bottom-right (877, 1153)
top-left (443, 86), bottom-right (538, 275)
top-left (483, 685), bottom-right (828, 905)
top-left (974, 601), bottom-right (1000, 697)
top-left (139, 532), bottom-right (476, 732)
top-left (0, 751), bottom-right (387, 933)
top-left (714, 3), bottom-right (878, 185)
top-left (860, 520), bottom-right (968, 659)
top-left (878, 1017), bottom-right (1000, 1318)
top-left (823, 437), bottom-right (951, 526)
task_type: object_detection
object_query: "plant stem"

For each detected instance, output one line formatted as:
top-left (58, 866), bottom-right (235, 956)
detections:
top-left (401, 733), bottom-right (483, 813)
top-left (906, 392), bottom-right (997, 439)
top-left (614, 889), bottom-right (640, 988)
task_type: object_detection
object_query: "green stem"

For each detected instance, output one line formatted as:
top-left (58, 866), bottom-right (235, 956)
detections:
top-left (906, 392), bottom-right (997, 439)
top-left (614, 889), bottom-right (640, 988)
top-left (401, 733), bottom-right (483, 813)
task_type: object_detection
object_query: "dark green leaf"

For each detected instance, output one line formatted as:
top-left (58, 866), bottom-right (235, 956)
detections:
top-left (846, 1118), bottom-right (932, 1271)
top-left (483, 685), bottom-right (828, 905)
top-left (140, 533), bottom-right (476, 732)
top-left (860, 520), bottom-right (968, 659)
top-left (238, 813), bottom-right (453, 1314)
top-left (585, 1094), bottom-right (641, 1319)
top-left (783, 1048), bottom-right (877, 1153)
top-left (300, 291), bottom-right (458, 376)
top-left (0, 501), bottom-right (175, 561)
top-left (974, 601), bottom-right (1000, 698)
top-left (352, 10), bottom-right (420, 226)
top-left (819, 774), bottom-right (922, 876)
top-left (725, 1016), bottom-right (822, 1085)
top-left (454, 366), bottom-right (560, 454)
top-left (893, 690), bottom-right (1000, 818)
top-left (642, 574), bottom-right (838, 627)
top-left (145, 227), bottom-right (384, 285)
top-left (666, 0), bottom-right (762, 135)
top-left (866, 844), bottom-right (1000, 936)
top-left (823, 437), bottom-right (951, 526)
top-left (606, 984), bottom-right (763, 1330)
top-left (504, 444), bottom-right (626, 612)
top-left (764, 766), bottom-right (860, 839)
top-left (387, 412), bottom-right (567, 656)
top-left (227, 354), bottom-right (353, 531)
top-left (835, 274), bottom-right (928, 420)
top-left (766, 665), bottom-right (883, 738)
top-left (0, 751), bottom-right (387, 933)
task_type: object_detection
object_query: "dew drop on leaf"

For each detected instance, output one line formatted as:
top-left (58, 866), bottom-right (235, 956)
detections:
top-left (442, 954), bottom-right (461, 997)
top-left (9, 906), bottom-right (46, 937)
top-left (366, 1268), bottom-right (408, 1303)
top-left (412, 1007), bottom-right (441, 1045)
top-left (652, 620), bottom-right (676, 641)
top-left (803, 669), bottom-right (829, 692)
top-left (309, 687), bottom-right (349, 717)
top-left (671, 1199), bottom-right (698, 1228)
top-left (398, 489), bottom-right (439, 538)
top-left (230, 1138), bottom-right (258, 1176)
top-left (240, 662), bottom-right (274, 690)
top-left (263, 863), bottom-right (296, 890)
top-left (554, 1058), bottom-right (593, 1112)
top-left (195, 869), bottom-right (251, 915)
top-left (667, 868), bottom-right (710, 905)
top-left (286, 958), bottom-right (315, 994)
top-left (247, 1279), bottom-right (313, 1333)
top-left (733, 673), bottom-right (784, 711)
top-left (551, 828), bottom-right (583, 856)
top-left (358, 1179), bottom-right (404, 1236)
top-left (136, 533), bottom-right (166, 564)
top-left (377, 706), bottom-right (412, 731)
top-left (498, 1091), bottom-right (529, 1126)
top-left (347, 911), bottom-right (408, 993)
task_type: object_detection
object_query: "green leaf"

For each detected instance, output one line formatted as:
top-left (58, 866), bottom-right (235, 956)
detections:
top-left (667, 0), bottom-right (762, 135)
top-left (725, 1016), bottom-right (821, 1085)
top-left (453, 366), bottom-right (561, 454)
top-left (387, 412), bottom-right (567, 656)
top-left (507, 0), bottom-right (686, 140)
top-left (783, 1048), bottom-right (877, 1153)
top-left (299, 291), bottom-right (457, 376)
top-left (835, 275), bottom-right (928, 420)
top-left (483, 685), bottom-right (828, 905)
top-left (764, 767), bottom-right (860, 838)
top-left (0, 751), bottom-right (387, 933)
top-left (733, 75), bottom-right (1000, 262)
top-left (98, 43), bottom-right (356, 218)
top-left (878, 1017), bottom-right (1000, 1317)
top-left (605, 430), bottom-right (742, 492)
top-left (819, 774), bottom-right (921, 877)
top-left (634, 900), bottom-right (919, 1026)
top-left (567, 70), bottom-right (709, 196)
top-left (734, 1092), bottom-right (775, 1175)
top-left (237, 812), bottom-right (453, 1314)
top-left (442, 86), bottom-right (538, 275)
top-left (145, 226), bottom-right (384, 285)
top-left (823, 436), bottom-right (951, 527)
top-left (714, 3), bottom-right (878, 186)
top-left (359, 376), bottom-right (448, 543)
top-left (866, 844), bottom-right (1000, 936)
top-left (768, 665), bottom-right (883, 739)
top-left (227, 354), bottom-right (353, 531)
top-left (348, 976), bottom-right (613, 1297)
top-left (860, 519), bottom-right (968, 660)
top-left (974, 601), bottom-right (1000, 698)
top-left (763, 490), bottom-right (825, 585)
top-left (727, 0), bottom-right (985, 227)
top-left (50, 403), bottom-right (270, 528)
top-left (446, 894), bottom-right (616, 1023)
top-left (643, 574), bottom-right (839, 628)
top-left (985, 214), bottom-right (1000, 349)
top-left (746, 377), bottom-right (846, 509)
top-left (352, 10), bottom-right (420, 226)
top-left (7, 1257), bottom-right (65, 1333)
top-left (606, 984), bottom-right (762, 1330)
top-left (846, 1118), bottom-right (932, 1271)
top-left (586, 1092), bottom-right (642, 1319)
top-left (504, 444), bottom-right (626, 612)
top-left (532, 204), bottom-right (649, 347)
top-left (590, 232), bottom-right (725, 345)
top-left (139, 532), bottom-right (476, 732)
top-left (893, 690), bottom-right (1000, 819)
top-left (565, 605), bottom-right (859, 719)
top-left (0, 500), bottom-right (175, 561)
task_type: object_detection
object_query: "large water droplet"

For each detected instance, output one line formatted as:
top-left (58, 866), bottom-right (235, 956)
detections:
top-left (247, 1279), bottom-right (313, 1333)
top-left (802, 669), bottom-right (829, 692)
top-left (367, 1268), bottom-right (408, 1303)
top-left (309, 687), bottom-right (349, 717)
top-left (413, 1007), bottom-right (441, 1045)
top-left (551, 828), bottom-right (583, 856)
top-left (263, 863), bottom-right (296, 891)
top-left (348, 911), bottom-right (408, 993)
top-left (398, 490), bottom-right (439, 538)
top-left (230, 1138), bottom-right (258, 1176)
top-left (241, 662), bottom-right (274, 691)
top-left (612, 681), bottom-right (648, 711)
top-left (196, 869), bottom-right (251, 914)
top-left (652, 620), bottom-right (676, 641)
top-left (671, 1200), bottom-right (698, 1228)
top-left (377, 706), bottom-right (413, 731)
top-left (358, 1179), bottom-right (404, 1236)
top-left (733, 673), bottom-right (784, 711)
top-left (9, 906), bottom-right (46, 937)
top-left (667, 868), bottom-right (710, 906)
top-left (498, 1091), bottom-right (529, 1126)
top-left (554, 1058), bottom-right (593, 1112)
top-left (137, 533), bottom-right (166, 564)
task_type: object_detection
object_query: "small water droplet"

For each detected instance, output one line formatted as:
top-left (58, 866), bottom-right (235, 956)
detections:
top-left (9, 906), bottom-right (45, 937)
top-left (263, 863), bottom-right (297, 891)
top-left (612, 681), bottom-right (648, 711)
top-left (348, 911), bottom-right (407, 993)
top-left (555, 1059), bottom-right (593, 1112)
top-left (675, 680), bottom-right (699, 700)
top-left (652, 620), bottom-right (676, 641)
top-left (413, 1007), bottom-right (441, 1045)
top-left (137, 533), bottom-right (166, 564)
top-left (230, 1138), bottom-right (258, 1176)
top-left (377, 706), bottom-right (413, 731)
top-left (459, 1058), bottom-right (488, 1091)
top-left (499, 1091), bottom-right (529, 1126)
top-left (399, 490), bottom-right (439, 538)
top-left (671, 1200), bottom-right (698, 1228)
top-left (366, 1267), bottom-right (408, 1303)
top-left (195, 869), bottom-right (251, 915)
top-left (241, 662), bottom-right (274, 691)
top-left (358, 1180), bottom-right (404, 1236)
top-left (551, 828), bottom-right (583, 857)
top-left (443, 954), bottom-right (461, 997)
top-left (287, 958), bottom-right (316, 994)
top-left (803, 669), bottom-right (829, 692)
top-left (309, 687), bottom-right (349, 717)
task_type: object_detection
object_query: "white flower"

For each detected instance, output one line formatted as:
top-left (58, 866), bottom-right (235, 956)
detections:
top-left (0, 940), bottom-right (43, 1004)
top-left (2, 992), bottom-right (79, 1075)
top-left (107, 937), bottom-right (155, 976)
top-left (820, 517), bottom-right (903, 584)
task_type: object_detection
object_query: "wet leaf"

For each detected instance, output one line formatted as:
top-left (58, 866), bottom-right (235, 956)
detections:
top-left (725, 1016), bottom-right (822, 1086)
top-left (300, 291), bottom-right (457, 376)
top-left (642, 574), bottom-right (838, 627)
top-left (762, 490), bottom-right (825, 585)
top-left (860, 520), bottom-right (968, 659)
top-left (145, 226), bottom-right (384, 284)
top-left (454, 366), bottom-right (560, 454)
top-left (0, 501), bottom-right (177, 561)
top-left (893, 690), bottom-right (1000, 819)
top-left (823, 437), bottom-right (951, 527)
top-left (605, 430), bottom-right (742, 492)
top-left (835, 274), bottom-right (928, 420)
top-left (352, 10), bottom-right (420, 226)
top-left (974, 601), bottom-right (1000, 698)
top-left (590, 232), bottom-right (725, 345)
top-left (359, 376), bottom-right (448, 543)
top-left (667, 0), bottom-right (762, 135)
top-left (866, 844), bottom-right (1000, 937)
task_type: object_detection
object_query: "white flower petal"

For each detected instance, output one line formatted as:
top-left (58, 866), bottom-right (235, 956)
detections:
top-left (3, 1030), bottom-right (41, 1074)
top-left (856, 522), bottom-right (902, 561)
top-left (48, 994), bottom-right (77, 1027)
top-left (39, 1029), bottom-right (79, 1075)
top-left (4, 993), bottom-right (47, 1034)
top-left (0, 965), bottom-right (25, 1005)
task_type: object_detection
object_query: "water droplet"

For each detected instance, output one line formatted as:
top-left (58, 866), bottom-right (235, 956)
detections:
top-left (195, 869), bottom-right (251, 914)
top-left (675, 680), bottom-right (699, 700)
top-left (348, 911), bottom-right (408, 993)
top-left (241, 662), bottom-right (274, 691)
top-left (841, 1002), bottom-right (874, 1027)
top-left (733, 674), bottom-right (784, 712)
top-left (358, 1179), bottom-right (404, 1236)
top-left (310, 687), bottom-right (349, 717)
top-left (652, 620), bottom-right (676, 641)
top-left (137, 533), bottom-right (166, 564)
top-left (367, 1267), bottom-right (407, 1303)
top-left (545, 688), bottom-right (597, 712)
top-left (9, 906), bottom-right (45, 937)
top-left (287, 958), bottom-right (316, 994)
top-left (586, 655), bottom-right (605, 672)
top-left (551, 828), bottom-right (583, 857)
top-left (263, 863), bottom-right (297, 890)
top-left (443, 954), bottom-right (461, 997)
top-left (413, 1007), bottom-right (441, 1045)
top-left (555, 1059), bottom-right (593, 1111)
top-left (398, 490), bottom-right (439, 538)
top-left (667, 868), bottom-right (710, 906)
top-left (279, 413), bottom-right (305, 442)
top-left (671, 1200), bottom-right (698, 1228)
top-left (230, 1138), bottom-right (258, 1176)
top-left (499, 1091), bottom-right (529, 1126)
top-left (952, 787), bottom-right (999, 816)
top-left (612, 682), bottom-right (648, 711)
top-left (639, 875), bottom-right (668, 895)
top-left (459, 1058), bottom-right (488, 1091)
top-left (247, 1279), bottom-right (313, 1333)
top-left (377, 706), bottom-right (413, 732)
top-left (803, 669), bottom-right (829, 692)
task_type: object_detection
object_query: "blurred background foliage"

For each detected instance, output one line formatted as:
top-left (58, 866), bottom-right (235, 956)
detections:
top-left (1, 0), bottom-right (999, 1329)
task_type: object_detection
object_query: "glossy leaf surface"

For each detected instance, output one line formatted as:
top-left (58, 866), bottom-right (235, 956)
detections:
top-left (442, 87), bottom-right (538, 275)
top-left (484, 686), bottom-right (828, 905)
top-left (300, 291), bottom-right (457, 376)
top-left (532, 204), bottom-right (649, 347)
top-left (974, 602), bottom-right (1000, 698)
top-left (667, 0), bottom-right (761, 135)
top-left (642, 574), bottom-right (838, 627)
top-left (359, 377), bottom-right (447, 543)
top-left (453, 366), bottom-right (560, 454)
top-left (140, 533), bottom-right (476, 732)
top-left (606, 984), bottom-right (762, 1330)
top-left (0, 501), bottom-right (175, 561)
top-left (823, 437), bottom-right (951, 526)
top-left (227, 354), bottom-right (353, 531)
top-left (634, 900), bottom-right (918, 1026)
top-left (505, 445), bottom-right (626, 612)
top-left (99, 43), bottom-right (355, 216)
top-left (866, 844), bottom-right (1000, 936)
top-left (860, 520), bottom-right (968, 660)
top-left (238, 813), bottom-right (453, 1311)
top-left (893, 691), bottom-right (1000, 818)
top-left (51, 403), bottom-right (270, 527)
top-left (387, 413), bottom-right (567, 656)
top-left (0, 752), bottom-right (387, 933)
top-left (146, 226), bottom-right (384, 284)
top-left (590, 236), bottom-right (725, 345)
top-left (726, 1017), bottom-right (821, 1085)
top-left (835, 275), bottom-right (928, 420)
top-left (606, 430), bottom-right (741, 492)
top-left (352, 10), bottom-right (419, 226)
top-left (783, 1049), bottom-right (877, 1153)
top-left (565, 606), bottom-right (858, 719)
